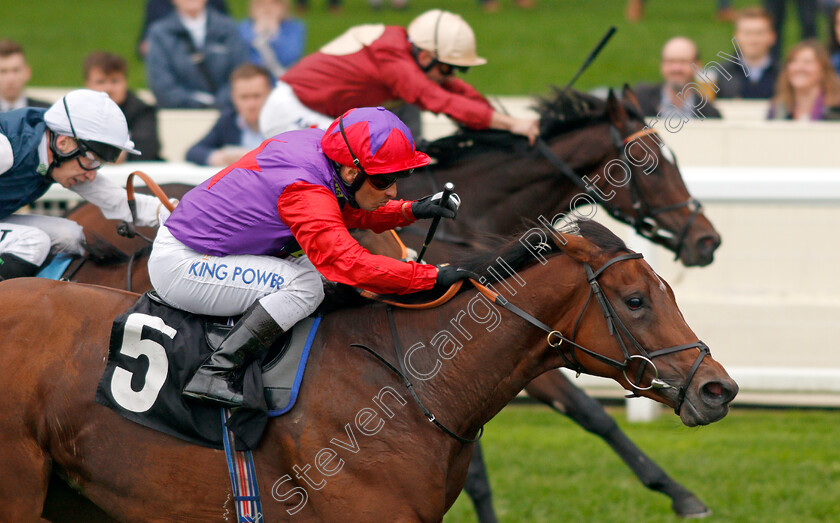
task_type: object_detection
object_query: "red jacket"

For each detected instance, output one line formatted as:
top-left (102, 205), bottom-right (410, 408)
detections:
top-left (278, 182), bottom-right (438, 295)
top-left (282, 25), bottom-right (494, 129)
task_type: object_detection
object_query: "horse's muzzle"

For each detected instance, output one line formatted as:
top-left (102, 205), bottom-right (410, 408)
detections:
top-left (679, 375), bottom-right (738, 427)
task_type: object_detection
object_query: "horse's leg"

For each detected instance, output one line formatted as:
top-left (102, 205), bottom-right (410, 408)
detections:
top-left (0, 427), bottom-right (50, 522)
top-left (462, 443), bottom-right (498, 523)
top-left (524, 371), bottom-right (711, 518)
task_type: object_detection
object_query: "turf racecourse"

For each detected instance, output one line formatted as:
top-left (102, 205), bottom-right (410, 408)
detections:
top-left (3, 0), bottom-right (827, 96)
top-left (444, 403), bottom-right (840, 522)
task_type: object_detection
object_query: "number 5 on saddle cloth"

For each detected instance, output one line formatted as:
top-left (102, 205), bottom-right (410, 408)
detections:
top-left (95, 291), bottom-right (321, 450)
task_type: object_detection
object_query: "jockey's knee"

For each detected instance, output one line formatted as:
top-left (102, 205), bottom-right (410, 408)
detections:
top-left (48, 219), bottom-right (85, 256)
top-left (259, 268), bottom-right (325, 331)
top-left (1, 227), bottom-right (51, 266)
top-left (295, 268), bottom-right (326, 306)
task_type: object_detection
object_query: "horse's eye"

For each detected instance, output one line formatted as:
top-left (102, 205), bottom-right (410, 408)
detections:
top-left (626, 297), bottom-right (643, 310)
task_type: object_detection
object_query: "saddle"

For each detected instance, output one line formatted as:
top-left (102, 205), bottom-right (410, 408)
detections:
top-left (96, 291), bottom-right (321, 450)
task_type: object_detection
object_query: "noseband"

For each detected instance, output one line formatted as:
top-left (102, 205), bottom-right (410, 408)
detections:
top-left (478, 251), bottom-right (710, 415)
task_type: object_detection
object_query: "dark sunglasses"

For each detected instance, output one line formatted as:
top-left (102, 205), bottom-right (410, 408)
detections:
top-left (437, 62), bottom-right (470, 76)
top-left (366, 169), bottom-right (414, 190)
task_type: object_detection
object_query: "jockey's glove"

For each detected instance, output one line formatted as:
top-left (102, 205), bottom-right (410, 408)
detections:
top-left (411, 191), bottom-right (461, 220)
top-left (436, 264), bottom-right (473, 287)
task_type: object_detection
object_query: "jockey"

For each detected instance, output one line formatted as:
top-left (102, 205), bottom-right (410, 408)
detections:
top-left (258, 9), bottom-right (539, 144)
top-left (148, 106), bottom-right (469, 408)
top-left (0, 89), bottom-right (162, 280)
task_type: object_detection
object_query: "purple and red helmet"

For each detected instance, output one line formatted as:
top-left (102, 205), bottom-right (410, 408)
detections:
top-left (321, 107), bottom-right (431, 175)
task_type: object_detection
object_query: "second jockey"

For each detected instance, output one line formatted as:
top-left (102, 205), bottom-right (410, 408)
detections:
top-left (148, 106), bottom-right (469, 407)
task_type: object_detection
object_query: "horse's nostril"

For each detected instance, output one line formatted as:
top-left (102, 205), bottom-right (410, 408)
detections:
top-left (705, 382), bottom-right (723, 396)
top-left (702, 380), bottom-right (738, 405)
top-left (697, 235), bottom-right (720, 253)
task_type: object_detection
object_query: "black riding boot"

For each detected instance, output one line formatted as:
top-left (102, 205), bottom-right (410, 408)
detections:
top-left (183, 302), bottom-right (285, 407)
top-left (0, 254), bottom-right (41, 281)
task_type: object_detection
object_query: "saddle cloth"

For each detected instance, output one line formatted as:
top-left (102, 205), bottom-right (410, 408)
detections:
top-left (95, 292), bottom-right (320, 450)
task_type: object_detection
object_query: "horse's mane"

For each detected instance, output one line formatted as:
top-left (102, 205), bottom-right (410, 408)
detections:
top-left (453, 219), bottom-right (630, 279)
top-left (424, 87), bottom-right (644, 165)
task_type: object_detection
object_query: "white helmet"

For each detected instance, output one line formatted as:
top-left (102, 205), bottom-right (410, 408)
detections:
top-left (45, 89), bottom-right (140, 161)
top-left (407, 9), bottom-right (487, 67)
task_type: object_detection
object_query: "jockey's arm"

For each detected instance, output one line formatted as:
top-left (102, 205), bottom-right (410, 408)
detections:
top-left (70, 174), bottom-right (171, 227)
top-left (278, 182), bottom-right (437, 295)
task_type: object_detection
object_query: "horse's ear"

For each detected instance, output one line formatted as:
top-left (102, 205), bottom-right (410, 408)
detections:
top-left (606, 88), bottom-right (629, 128)
top-left (622, 83), bottom-right (643, 114)
top-left (551, 232), bottom-right (600, 265)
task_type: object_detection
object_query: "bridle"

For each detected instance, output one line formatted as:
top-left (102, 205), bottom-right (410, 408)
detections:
top-left (353, 250), bottom-right (710, 444)
top-left (475, 251), bottom-right (710, 415)
top-left (608, 127), bottom-right (703, 261)
top-left (534, 124), bottom-right (702, 262)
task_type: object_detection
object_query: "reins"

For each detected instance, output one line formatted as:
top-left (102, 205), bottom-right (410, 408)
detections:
top-left (114, 171), bottom-right (176, 291)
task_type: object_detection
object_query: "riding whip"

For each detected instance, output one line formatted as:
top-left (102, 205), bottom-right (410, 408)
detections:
top-left (416, 182), bottom-right (454, 262)
top-left (562, 26), bottom-right (617, 92)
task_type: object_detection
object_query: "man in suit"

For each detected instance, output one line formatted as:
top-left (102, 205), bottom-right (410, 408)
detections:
top-left (717, 7), bottom-right (779, 99)
top-left (0, 40), bottom-right (49, 113)
top-left (634, 37), bottom-right (722, 120)
top-left (186, 64), bottom-right (272, 166)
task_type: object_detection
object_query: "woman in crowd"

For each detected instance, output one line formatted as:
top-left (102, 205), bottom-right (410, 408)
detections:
top-left (768, 40), bottom-right (840, 121)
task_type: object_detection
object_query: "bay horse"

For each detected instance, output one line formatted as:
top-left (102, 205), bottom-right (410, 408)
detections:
top-left (401, 86), bottom-right (721, 267)
top-left (0, 220), bottom-right (736, 522)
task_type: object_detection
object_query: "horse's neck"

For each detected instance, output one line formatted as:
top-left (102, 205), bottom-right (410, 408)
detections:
top-left (424, 125), bottom-right (616, 237)
top-left (397, 258), bottom-right (579, 437)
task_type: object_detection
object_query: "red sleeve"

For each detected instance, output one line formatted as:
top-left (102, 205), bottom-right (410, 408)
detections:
top-left (373, 32), bottom-right (494, 129)
top-left (443, 78), bottom-right (491, 106)
top-left (277, 182), bottom-right (437, 295)
top-left (341, 198), bottom-right (417, 231)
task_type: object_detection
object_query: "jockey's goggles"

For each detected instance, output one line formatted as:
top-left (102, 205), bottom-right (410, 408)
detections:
top-left (366, 169), bottom-right (414, 190)
top-left (436, 62), bottom-right (470, 76)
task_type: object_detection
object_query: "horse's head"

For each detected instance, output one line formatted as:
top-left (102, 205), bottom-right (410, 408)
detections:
top-left (546, 220), bottom-right (736, 426)
top-left (538, 88), bottom-right (721, 267)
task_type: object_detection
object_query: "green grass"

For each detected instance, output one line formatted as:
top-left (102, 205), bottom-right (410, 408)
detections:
top-left (1, 0), bottom-right (828, 95)
top-left (444, 404), bottom-right (840, 522)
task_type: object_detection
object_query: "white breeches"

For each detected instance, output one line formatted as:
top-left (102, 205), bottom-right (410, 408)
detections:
top-left (148, 225), bottom-right (325, 331)
top-left (0, 214), bottom-right (86, 265)
top-left (258, 81), bottom-right (335, 138)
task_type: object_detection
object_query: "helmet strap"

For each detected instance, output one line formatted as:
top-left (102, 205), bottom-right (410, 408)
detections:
top-left (45, 130), bottom-right (76, 179)
top-left (336, 114), bottom-right (371, 208)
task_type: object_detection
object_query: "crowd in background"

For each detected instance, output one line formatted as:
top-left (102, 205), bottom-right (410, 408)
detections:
top-left (2, 0), bottom-right (840, 168)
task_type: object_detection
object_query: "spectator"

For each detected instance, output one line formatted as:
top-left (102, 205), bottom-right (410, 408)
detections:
top-left (0, 40), bottom-right (49, 112)
top-left (634, 37), bottom-right (722, 119)
top-left (146, 0), bottom-right (249, 109)
top-left (260, 9), bottom-right (539, 143)
top-left (828, 5), bottom-right (840, 77)
top-left (186, 64), bottom-right (272, 166)
top-left (137, 0), bottom-right (229, 58)
top-left (768, 40), bottom-right (840, 120)
top-left (718, 8), bottom-right (779, 99)
top-left (84, 52), bottom-right (163, 162)
top-left (239, 0), bottom-right (306, 77)
top-left (764, 0), bottom-right (818, 61)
